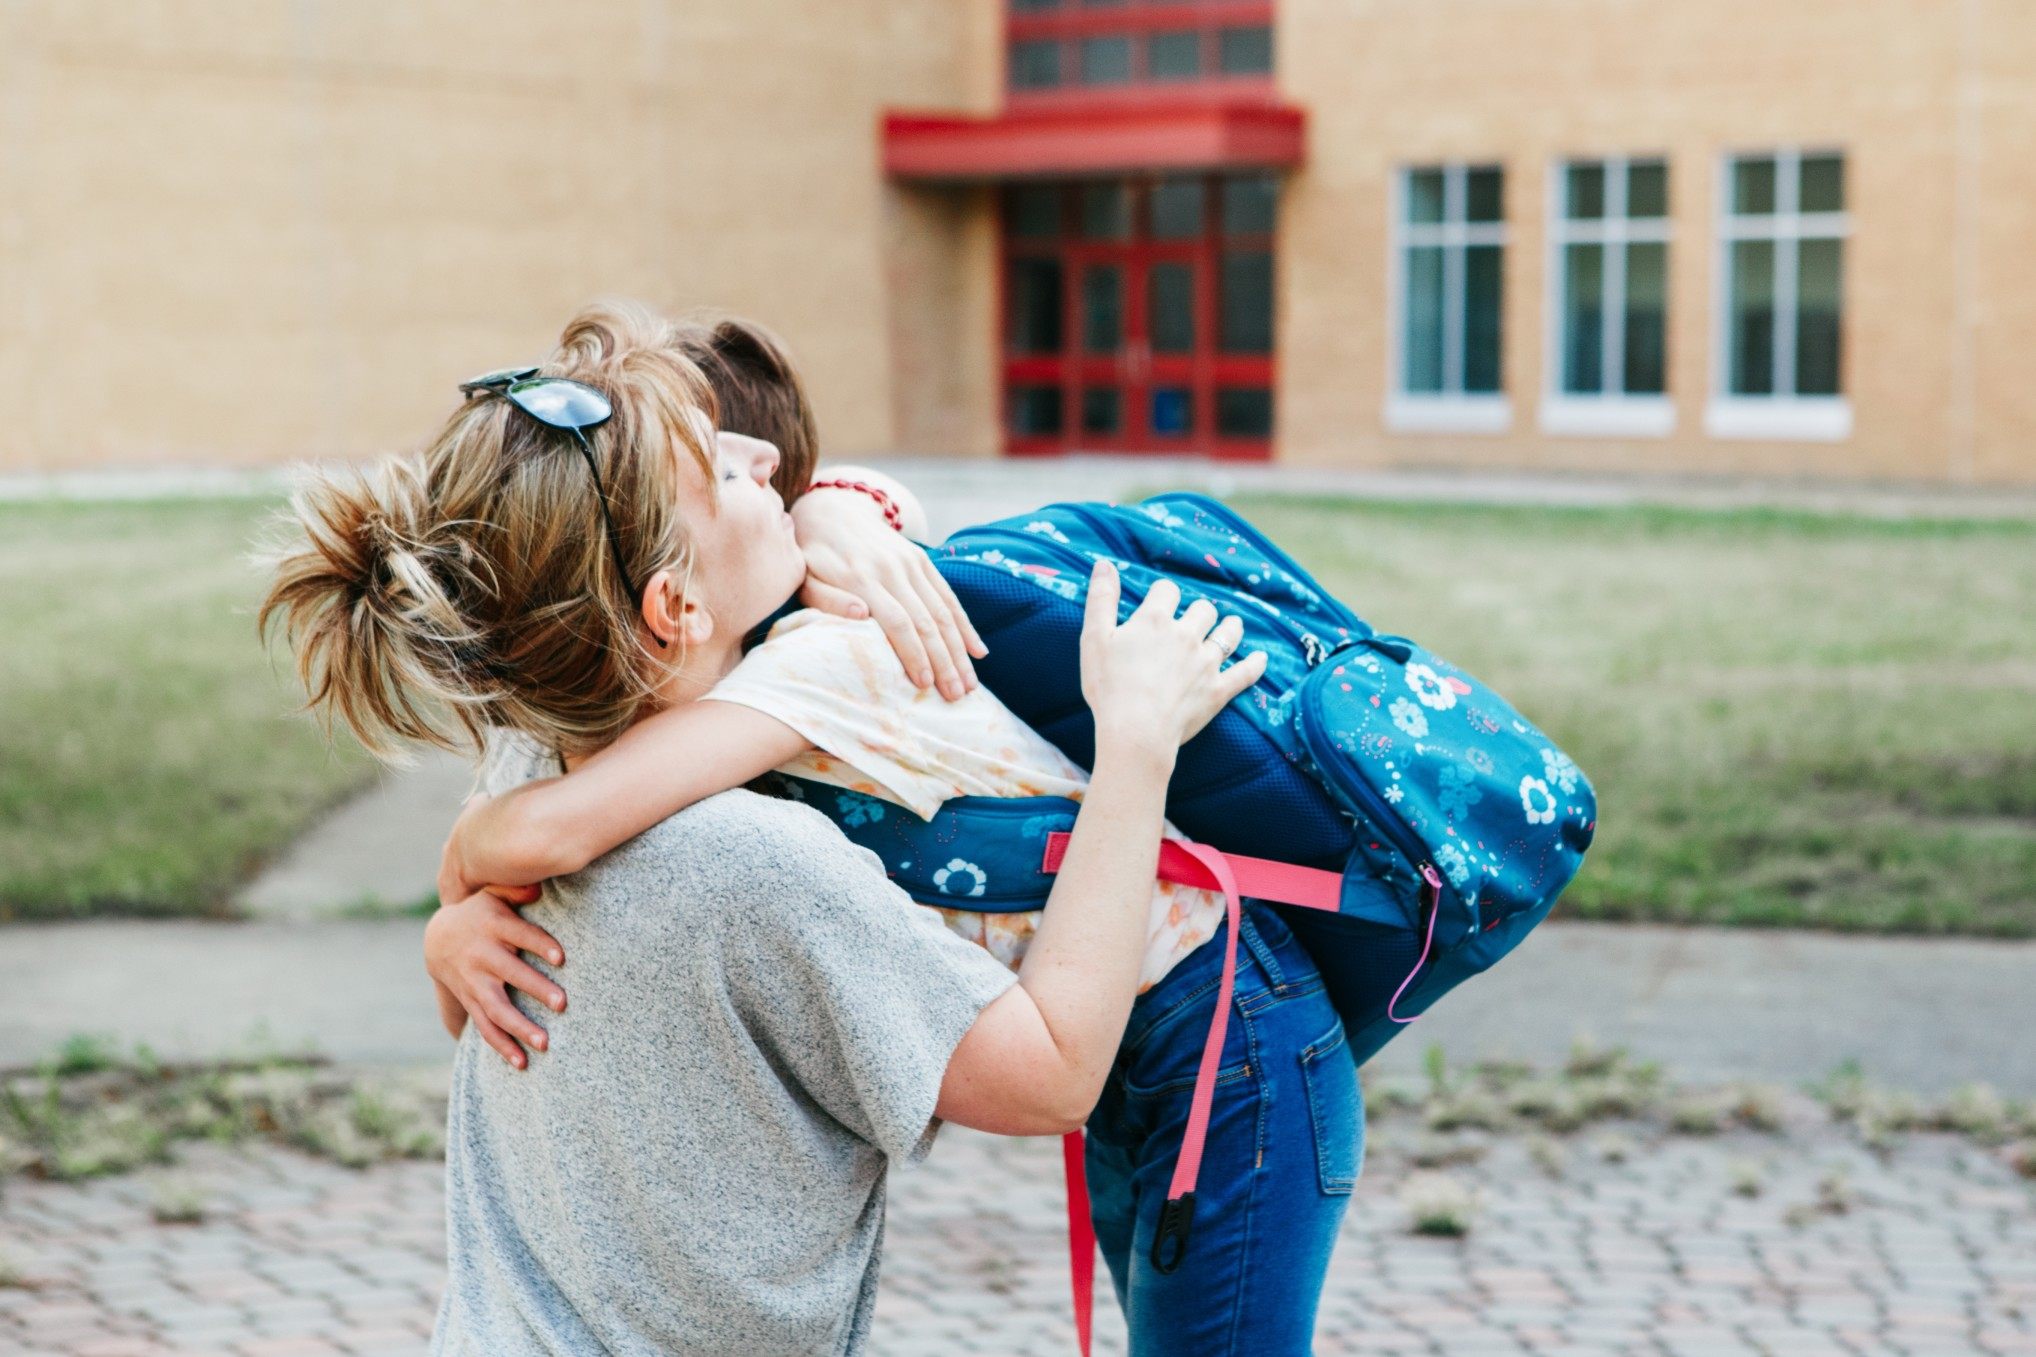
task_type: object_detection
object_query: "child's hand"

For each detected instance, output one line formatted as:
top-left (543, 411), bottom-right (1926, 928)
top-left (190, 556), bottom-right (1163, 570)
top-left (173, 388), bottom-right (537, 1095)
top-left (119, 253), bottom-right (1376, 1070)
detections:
top-left (794, 486), bottom-right (986, 701)
top-left (424, 889), bottom-right (568, 1071)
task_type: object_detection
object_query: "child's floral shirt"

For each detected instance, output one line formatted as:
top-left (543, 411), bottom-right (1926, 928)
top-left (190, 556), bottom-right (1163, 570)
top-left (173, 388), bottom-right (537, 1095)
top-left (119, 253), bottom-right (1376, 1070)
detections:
top-left (709, 609), bottom-right (1223, 991)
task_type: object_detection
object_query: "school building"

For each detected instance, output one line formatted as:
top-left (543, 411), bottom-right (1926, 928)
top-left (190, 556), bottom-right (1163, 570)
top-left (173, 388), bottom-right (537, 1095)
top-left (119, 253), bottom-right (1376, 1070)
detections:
top-left (3, 1), bottom-right (2033, 483)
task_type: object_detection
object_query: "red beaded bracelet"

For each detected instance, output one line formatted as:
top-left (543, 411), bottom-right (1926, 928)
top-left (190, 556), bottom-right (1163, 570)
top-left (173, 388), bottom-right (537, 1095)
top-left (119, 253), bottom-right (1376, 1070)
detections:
top-left (808, 478), bottom-right (904, 533)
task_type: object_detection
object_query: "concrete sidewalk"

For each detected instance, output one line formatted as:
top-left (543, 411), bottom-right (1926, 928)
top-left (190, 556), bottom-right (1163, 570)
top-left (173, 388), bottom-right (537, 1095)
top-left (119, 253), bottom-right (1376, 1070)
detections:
top-left (6, 911), bottom-right (2032, 1096)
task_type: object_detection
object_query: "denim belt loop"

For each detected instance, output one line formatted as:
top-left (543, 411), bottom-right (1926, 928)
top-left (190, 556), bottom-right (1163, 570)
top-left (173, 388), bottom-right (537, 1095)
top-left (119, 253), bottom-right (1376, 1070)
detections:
top-left (1238, 903), bottom-right (1289, 991)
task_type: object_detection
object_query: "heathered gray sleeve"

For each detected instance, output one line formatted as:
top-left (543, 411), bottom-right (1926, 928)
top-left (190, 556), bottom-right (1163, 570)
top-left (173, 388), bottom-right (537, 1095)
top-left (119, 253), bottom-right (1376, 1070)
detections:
top-left (713, 816), bottom-right (1020, 1164)
top-left (435, 775), bottom-right (1023, 1356)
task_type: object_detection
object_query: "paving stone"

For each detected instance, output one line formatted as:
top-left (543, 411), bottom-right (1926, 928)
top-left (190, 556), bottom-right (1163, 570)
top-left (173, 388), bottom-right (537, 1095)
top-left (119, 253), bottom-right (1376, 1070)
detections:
top-left (3, 1121), bottom-right (2034, 1354)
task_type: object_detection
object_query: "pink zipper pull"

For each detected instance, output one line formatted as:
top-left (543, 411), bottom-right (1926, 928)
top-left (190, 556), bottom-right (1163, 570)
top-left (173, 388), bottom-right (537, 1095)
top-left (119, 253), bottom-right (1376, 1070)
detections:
top-left (1388, 865), bottom-right (1445, 1026)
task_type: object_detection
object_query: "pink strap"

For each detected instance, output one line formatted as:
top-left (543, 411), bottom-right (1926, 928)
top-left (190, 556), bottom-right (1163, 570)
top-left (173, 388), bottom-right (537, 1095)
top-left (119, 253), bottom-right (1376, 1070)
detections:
top-left (1041, 834), bottom-right (1342, 914)
top-left (1037, 834), bottom-right (1442, 1306)
top-left (1164, 841), bottom-right (1241, 1205)
top-left (1386, 864), bottom-right (1445, 1024)
top-left (1061, 1131), bottom-right (1094, 1357)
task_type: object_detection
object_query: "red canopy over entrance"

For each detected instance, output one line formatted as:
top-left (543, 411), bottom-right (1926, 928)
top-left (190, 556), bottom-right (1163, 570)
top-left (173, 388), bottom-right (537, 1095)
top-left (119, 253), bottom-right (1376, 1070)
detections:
top-left (883, 100), bottom-right (1305, 182)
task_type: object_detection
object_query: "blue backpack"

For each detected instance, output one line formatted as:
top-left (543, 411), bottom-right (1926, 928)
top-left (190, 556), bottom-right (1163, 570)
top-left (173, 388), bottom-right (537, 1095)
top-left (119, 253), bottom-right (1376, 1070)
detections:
top-left (779, 492), bottom-right (1595, 1301)
top-left (787, 491), bottom-right (1597, 1068)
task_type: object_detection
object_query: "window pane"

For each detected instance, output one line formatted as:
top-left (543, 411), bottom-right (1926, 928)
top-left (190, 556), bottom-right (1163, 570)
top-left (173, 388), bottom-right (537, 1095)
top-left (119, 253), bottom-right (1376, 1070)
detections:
top-left (1728, 239), bottom-right (1776, 395)
top-left (1010, 385), bottom-right (1064, 435)
top-left (1008, 258), bottom-right (1064, 354)
top-left (1080, 183), bottom-right (1128, 240)
top-left (1623, 241), bottom-right (1668, 395)
top-left (1221, 174), bottom-right (1278, 235)
top-left (1008, 186), bottom-right (1060, 238)
top-left (1406, 169), bottom-right (1446, 225)
top-left (1732, 157), bottom-right (1777, 215)
top-left (1220, 251), bottom-right (1273, 354)
top-left (1218, 25), bottom-right (1273, 74)
top-left (1150, 178), bottom-right (1204, 238)
top-left (1079, 35), bottom-right (1132, 84)
top-left (1560, 243), bottom-right (1605, 394)
top-left (1566, 162), bottom-right (1606, 220)
top-left (1402, 245), bottom-right (1446, 393)
top-left (1151, 387), bottom-right (1194, 437)
top-left (1082, 265), bottom-right (1122, 353)
top-left (1217, 387), bottom-right (1273, 438)
top-left (1800, 154), bottom-right (1846, 214)
top-left (1796, 237), bottom-right (1844, 395)
top-left (1149, 262), bottom-right (1195, 353)
top-left (1009, 40), bottom-right (1061, 90)
top-left (1627, 160), bottom-right (1668, 218)
top-left (1463, 244), bottom-right (1504, 393)
top-left (1082, 388), bottom-right (1121, 435)
top-left (1465, 167), bottom-right (1504, 224)
top-left (1148, 30), bottom-right (1202, 81)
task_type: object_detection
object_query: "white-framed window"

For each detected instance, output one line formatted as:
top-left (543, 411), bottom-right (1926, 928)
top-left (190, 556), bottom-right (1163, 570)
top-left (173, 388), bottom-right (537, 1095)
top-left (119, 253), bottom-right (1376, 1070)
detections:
top-left (1388, 163), bottom-right (1508, 433)
top-left (1707, 148), bottom-right (1850, 441)
top-left (1541, 156), bottom-right (1673, 437)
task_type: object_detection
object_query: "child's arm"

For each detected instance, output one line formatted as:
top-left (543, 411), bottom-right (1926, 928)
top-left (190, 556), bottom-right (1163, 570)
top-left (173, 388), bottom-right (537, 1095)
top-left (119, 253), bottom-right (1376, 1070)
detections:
top-left (793, 470), bottom-right (986, 702)
top-left (812, 463), bottom-right (932, 542)
top-left (427, 701), bottom-right (811, 1069)
top-left (445, 700), bottom-right (811, 893)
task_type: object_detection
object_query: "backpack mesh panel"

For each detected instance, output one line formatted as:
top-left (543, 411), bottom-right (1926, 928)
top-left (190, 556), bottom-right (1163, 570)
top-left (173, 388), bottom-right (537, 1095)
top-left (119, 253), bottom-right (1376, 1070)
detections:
top-left (943, 561), bottom-right (1355, 867)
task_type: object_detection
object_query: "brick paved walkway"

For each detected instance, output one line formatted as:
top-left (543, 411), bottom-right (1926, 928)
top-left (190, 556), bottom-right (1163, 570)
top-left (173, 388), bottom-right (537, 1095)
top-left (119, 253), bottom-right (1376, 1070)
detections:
top-left (4, 1122), bottom-right (2033, 1356)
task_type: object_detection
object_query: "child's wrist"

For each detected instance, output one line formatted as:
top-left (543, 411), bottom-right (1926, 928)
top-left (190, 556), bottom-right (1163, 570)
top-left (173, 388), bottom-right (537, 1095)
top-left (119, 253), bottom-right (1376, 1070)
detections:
top-left (806, 479), bottom-right (904, 533)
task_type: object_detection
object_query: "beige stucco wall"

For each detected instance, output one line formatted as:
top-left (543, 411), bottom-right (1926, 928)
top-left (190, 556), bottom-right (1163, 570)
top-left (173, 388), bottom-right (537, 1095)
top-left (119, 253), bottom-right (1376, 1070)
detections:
top-left (0, 0), bottom-right (1000, 471)
top-left (3, 1), bottom-right (2027, 482)
top-left (1276, 0), bottom-right (2036, 483)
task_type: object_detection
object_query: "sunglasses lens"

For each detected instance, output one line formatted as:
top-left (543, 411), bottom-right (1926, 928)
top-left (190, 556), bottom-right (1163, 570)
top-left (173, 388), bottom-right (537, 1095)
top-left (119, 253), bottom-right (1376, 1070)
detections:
top-left (458, 365), bottom-right (541, 395)
top-left (509, 379), bottom-right (612, 430)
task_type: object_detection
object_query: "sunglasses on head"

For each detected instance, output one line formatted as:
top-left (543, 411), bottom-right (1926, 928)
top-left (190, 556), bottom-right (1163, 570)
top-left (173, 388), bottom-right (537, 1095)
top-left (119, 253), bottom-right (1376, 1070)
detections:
top-left (459, 366), bottom-right (665, 647)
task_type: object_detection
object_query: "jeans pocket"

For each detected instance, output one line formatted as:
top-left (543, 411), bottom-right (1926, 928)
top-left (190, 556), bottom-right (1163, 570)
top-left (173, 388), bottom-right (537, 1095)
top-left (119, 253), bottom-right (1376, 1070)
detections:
top-left (1299, 1019), bottom-right (1361, 1195)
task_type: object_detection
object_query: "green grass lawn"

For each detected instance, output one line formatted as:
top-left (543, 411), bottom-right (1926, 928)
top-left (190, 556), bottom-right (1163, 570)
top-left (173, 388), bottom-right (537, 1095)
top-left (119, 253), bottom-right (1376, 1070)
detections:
top-left (4, 490), bottom-right (2034, 936)
top-left (0, 498), bottom-right (373, 922)
top-left (1229, 495), bottom-right (2036, 938)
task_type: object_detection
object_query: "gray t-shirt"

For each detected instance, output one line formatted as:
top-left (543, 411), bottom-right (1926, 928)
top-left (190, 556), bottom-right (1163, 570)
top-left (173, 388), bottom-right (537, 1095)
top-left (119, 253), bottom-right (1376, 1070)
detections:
top-left (433, 738), bottom-right (1018, 1356)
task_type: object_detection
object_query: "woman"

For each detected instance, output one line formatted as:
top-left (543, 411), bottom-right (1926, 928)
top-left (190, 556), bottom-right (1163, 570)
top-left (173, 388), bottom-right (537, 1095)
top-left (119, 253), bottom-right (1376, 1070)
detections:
top-left (423, 307), bottom-right (1362, 1354)
top-left (259, 300), bottom-right (1253, 1355)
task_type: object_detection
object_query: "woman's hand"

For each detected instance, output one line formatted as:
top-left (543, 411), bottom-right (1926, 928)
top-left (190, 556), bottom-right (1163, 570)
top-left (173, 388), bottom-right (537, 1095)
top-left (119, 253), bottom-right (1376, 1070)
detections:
top-left (424, 889), bottom-right (568, 1070)
top-left (1079, 560), bottom-right (1266, 762)
top-left (793, 486), bottom-right (986, 701)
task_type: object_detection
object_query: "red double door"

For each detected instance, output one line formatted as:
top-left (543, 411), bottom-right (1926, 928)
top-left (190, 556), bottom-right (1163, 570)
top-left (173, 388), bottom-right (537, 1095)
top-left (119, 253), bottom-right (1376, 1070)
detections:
top-left (1002, 174), bottom-right (1277, 459)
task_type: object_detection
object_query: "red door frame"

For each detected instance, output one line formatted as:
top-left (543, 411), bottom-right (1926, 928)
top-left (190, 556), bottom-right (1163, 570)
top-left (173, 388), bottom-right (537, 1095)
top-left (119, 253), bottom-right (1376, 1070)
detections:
top-left (1000, 175), bottom-right (1276, 460)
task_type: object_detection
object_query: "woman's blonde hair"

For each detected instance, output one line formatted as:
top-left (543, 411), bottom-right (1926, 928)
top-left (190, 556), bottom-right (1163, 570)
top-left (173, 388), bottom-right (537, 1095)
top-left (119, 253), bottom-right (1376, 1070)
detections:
top-left (260, 300), bottom-right (718, 762)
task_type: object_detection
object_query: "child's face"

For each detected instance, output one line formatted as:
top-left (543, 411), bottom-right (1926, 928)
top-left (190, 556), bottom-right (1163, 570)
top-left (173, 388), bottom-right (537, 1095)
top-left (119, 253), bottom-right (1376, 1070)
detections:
top-left (669, 410), bottom-right (807, 640)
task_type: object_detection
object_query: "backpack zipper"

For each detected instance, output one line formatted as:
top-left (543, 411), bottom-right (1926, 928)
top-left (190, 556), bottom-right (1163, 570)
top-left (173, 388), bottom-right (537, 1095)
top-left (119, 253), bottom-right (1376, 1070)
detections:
top-left (1292, 663), bottom-right (1447, 913)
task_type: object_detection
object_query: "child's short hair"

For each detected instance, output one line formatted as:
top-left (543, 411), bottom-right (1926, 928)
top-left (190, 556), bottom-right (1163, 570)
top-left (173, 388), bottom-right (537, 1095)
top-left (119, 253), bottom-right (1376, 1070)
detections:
top-left (674, 317), bottom-right (818, 506)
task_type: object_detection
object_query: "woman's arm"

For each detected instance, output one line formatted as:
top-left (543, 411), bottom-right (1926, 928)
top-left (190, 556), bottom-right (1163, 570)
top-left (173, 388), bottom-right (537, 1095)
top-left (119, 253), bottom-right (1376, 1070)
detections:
top-left (934, 564), bottom-right (1265, 1135)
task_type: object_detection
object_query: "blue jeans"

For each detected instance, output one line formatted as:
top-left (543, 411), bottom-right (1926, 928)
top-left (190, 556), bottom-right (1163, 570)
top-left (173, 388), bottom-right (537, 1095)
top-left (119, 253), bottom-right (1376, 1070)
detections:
top-left (1085, 902), bottom-right (1363, 1356)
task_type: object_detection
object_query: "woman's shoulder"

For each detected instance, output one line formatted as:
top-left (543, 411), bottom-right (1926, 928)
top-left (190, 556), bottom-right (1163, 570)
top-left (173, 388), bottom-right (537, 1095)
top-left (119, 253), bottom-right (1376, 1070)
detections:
top-left (478, 728), bottom-right (559, 796)
top-left (595, 787), bottom-right (874, 887)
